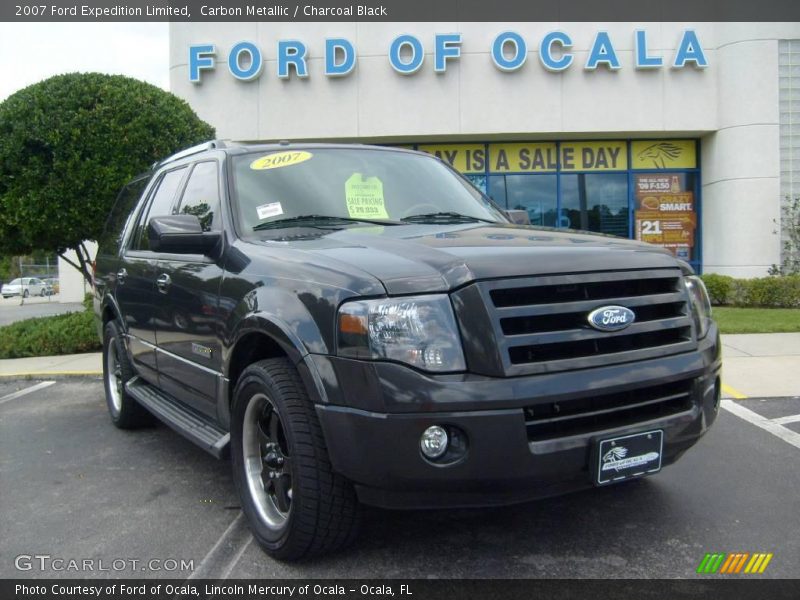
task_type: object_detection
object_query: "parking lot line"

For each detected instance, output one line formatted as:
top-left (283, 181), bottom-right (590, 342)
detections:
top-left (721, 383), bottom-right (747, 399)
top-left (0, 380), bottom-right (55, 406)
top-left (772, 413), bottom-right (800, 426)
top-left (188, 512), bottom-right (253, 580)
top-left (721, 400), bottom-right (800, 450)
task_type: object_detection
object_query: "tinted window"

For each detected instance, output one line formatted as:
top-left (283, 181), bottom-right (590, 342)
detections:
top-left (100, 177), bottom-right (149, 255)
top-left (561, 173), bottom-right (629, 237)
top-left (231, 149), bottom-right (503, 233)
top-left (176, 162), bottom-right (220, 232)
top-left (133, 168), bottom-right (187, 250)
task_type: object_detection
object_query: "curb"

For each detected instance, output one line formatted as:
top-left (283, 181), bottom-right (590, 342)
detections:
top-left (0, 372), bottom-right (102, 380)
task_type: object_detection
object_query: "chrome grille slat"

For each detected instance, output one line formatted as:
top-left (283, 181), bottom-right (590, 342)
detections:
top-left (474, 268), bottom-right (698, 376)
top-left (494, 292), bottom-right (687, 318)
top-left (504, 316), bottom-right (693, 347)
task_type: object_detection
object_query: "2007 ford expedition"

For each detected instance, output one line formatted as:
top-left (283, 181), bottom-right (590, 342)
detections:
top-left (94, 141), bottom-right (721, 560)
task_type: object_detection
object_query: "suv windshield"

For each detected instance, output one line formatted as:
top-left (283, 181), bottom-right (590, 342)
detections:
top-left (231, 148), bottom-right (505, 233)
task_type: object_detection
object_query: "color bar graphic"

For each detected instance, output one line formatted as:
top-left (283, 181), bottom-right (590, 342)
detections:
top-left (697, 552), bottom-right (773, 574)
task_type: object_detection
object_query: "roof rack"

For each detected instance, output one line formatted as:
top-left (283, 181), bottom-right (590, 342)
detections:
top-left (153, 140), bottom-right (228, 169)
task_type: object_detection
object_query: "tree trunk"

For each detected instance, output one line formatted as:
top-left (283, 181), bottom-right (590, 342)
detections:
top-left (58, 244), bottom-right (93, 287)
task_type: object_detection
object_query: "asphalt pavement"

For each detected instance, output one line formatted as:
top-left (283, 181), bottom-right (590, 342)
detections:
top-left (0, 295), bottom-right (84, 326)
top-left (1, 379), bottom-right (798, 579)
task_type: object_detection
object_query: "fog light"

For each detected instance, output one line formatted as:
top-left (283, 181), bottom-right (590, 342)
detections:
top-left (420, 425), bottom-right (448, 459)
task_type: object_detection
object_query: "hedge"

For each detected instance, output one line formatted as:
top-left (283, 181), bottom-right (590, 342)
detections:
top-left (0, 309), bottom-right (101, 359)
top-left (700, 274), bottom-right (800, 308)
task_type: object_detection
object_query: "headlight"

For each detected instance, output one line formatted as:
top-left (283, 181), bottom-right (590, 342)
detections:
top-left (337, 294), bottom-right (466, 372)
top-left (684, 275), bottom-right (713, 339)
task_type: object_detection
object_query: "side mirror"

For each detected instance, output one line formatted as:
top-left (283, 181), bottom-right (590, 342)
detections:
top-left (503, 209), bottom-right (531, 225)
top-left (148, 215), bottom-right (220, 255)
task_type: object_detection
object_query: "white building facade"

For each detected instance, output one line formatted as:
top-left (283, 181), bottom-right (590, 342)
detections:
top-left (169, 22), bottom-right (800, 277)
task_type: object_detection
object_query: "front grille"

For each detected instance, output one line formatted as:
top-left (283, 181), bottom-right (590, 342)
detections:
top-left (525, 379), bottom-right (695, 441)
top-left (476, 269), bottom-right (697, 376)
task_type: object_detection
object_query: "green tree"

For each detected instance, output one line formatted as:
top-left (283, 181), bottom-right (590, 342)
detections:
top-left (0, 73), bottom-right (215, 283)
top-left (770, 195), bottom-right (800, 276)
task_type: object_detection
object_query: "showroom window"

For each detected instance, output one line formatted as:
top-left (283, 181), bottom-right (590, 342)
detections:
top-left (409, 139), bottom-right (702, 272)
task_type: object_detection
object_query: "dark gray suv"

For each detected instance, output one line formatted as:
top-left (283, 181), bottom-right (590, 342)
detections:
top-left (94, 141), bottom-right (721, 560)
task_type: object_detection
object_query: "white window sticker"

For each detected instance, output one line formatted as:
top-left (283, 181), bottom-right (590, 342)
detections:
top-left (256, 202), bottom-right (284, 220)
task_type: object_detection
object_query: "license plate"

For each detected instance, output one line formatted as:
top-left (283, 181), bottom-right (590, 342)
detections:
top-left (594, 430), bottom-right (663, 485)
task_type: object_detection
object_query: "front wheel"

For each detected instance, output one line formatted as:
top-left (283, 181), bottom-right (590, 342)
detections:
top-left (102, 320), bottom-right (153, 429)
top-left (22, 289), bottom-right (29, 298)
top-left (231, 358), bottom-right (361, 560)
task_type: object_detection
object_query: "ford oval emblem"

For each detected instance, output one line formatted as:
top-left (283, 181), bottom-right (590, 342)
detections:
top-left (587, 306), bottom-right (636, 332)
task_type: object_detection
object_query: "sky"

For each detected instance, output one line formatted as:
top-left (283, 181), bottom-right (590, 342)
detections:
top-left (0, 23), bottom-right (169, 101)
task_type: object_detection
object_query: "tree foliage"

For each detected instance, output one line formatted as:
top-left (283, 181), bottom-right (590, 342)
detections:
top-left (0, 73), bottom-right (215, 282)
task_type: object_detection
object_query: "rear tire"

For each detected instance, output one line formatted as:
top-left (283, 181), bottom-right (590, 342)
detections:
top-left (102, 320), bottom-right (153, 429)
top-left (231, 358), bottom-right (361, 560)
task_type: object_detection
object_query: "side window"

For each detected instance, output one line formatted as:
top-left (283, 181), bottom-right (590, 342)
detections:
top-left (101, 177), bottom-right (149, 255)
top-left (133, 167), bottom-right (187, 251)
top-left (176, 162), bottom-right (221, 232)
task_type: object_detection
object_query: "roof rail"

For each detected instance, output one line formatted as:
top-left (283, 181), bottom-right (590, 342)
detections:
top-left (153, 140), bottom-right (227, 169)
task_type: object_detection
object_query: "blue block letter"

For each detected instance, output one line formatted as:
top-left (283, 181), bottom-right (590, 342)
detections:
top-left (325, 38), bottom-right (356, 76)
top-left (189, 44), bottom-right (216, 83)
top-left (389, 35), bottom-right (424, 74)
top-left (228, 41), bottom-right (263, 81)
top-left (277, 40), bottom-right (308, 78)
top-left (674, 30), bottom-right (708, 68)
top-left (492, 31), bottom-right (527, 71)
top-left (434, 33), bottom-right (462, 73)
top-left (539, 31), bottom-right (573, 71)
top-left (586, 31), bottom-right (620, 70)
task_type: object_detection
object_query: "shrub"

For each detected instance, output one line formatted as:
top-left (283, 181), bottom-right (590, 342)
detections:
top-left (0, 309), bottom-right (100, 359)
top-left (700, 274), bottom-right (735, 306)
top-left (701, 274), bottom-right (800, 308)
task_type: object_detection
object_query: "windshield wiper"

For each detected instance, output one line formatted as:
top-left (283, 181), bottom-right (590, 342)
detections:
top-left (253, 214), bottom-right (401, 231)
top-left (400, 211), bottom-right (496, 224)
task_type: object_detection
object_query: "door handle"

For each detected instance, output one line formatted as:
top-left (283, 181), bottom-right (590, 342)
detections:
top-left (156, 273), bottom-right (171, 293)
top-left (116, 268), bottom-right (127, 284)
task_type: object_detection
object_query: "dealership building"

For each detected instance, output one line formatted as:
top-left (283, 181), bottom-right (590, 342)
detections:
top-left (167, 22), bottom-right (800, 277)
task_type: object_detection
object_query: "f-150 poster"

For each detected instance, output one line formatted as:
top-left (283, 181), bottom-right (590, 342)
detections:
top-left (634, 174), bottom-right (696, 261)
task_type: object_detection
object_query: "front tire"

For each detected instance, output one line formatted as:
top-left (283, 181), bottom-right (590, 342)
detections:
top-left (102, 320), bottom-right (152, 429)
top-left (22, 289), bottom-right (29, 298)
top-left (231, 358), bottom-right (361, 560)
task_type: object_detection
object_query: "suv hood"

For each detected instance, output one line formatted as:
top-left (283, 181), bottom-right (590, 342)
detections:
top-left (257, 223), bottom-right (682, 295)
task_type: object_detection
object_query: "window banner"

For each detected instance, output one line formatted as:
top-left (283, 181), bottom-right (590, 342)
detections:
top-left (634, 174), bottom-right (696, 261)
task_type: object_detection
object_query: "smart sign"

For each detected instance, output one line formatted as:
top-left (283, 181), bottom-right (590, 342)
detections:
top-left (188, 29), bottom-right (708, 83)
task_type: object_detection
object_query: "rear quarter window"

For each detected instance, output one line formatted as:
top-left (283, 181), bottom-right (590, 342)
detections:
top-left (99, 176), bottom-right (150, 256)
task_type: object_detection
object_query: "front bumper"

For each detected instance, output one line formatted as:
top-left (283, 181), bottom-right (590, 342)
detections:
top-left (311, 326), bottom-right (722, 509)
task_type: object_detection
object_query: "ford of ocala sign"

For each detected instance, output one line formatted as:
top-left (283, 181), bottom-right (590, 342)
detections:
top-left (188, 29), bottom-right (708, 83)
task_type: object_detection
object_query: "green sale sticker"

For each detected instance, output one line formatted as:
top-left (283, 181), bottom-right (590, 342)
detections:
top-left (345, 173), bottom-right (389, 219)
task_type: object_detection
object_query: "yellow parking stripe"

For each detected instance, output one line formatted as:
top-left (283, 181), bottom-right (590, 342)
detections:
top-left (721, 383), bottom-right (747, 399)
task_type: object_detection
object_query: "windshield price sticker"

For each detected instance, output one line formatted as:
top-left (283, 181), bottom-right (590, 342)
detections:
top-left (250, 151), bottom-right (313, 170)
top-left (256, 202), bottom-right (284, 220)
top-left (345, 173), bottom-right (389, 219)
